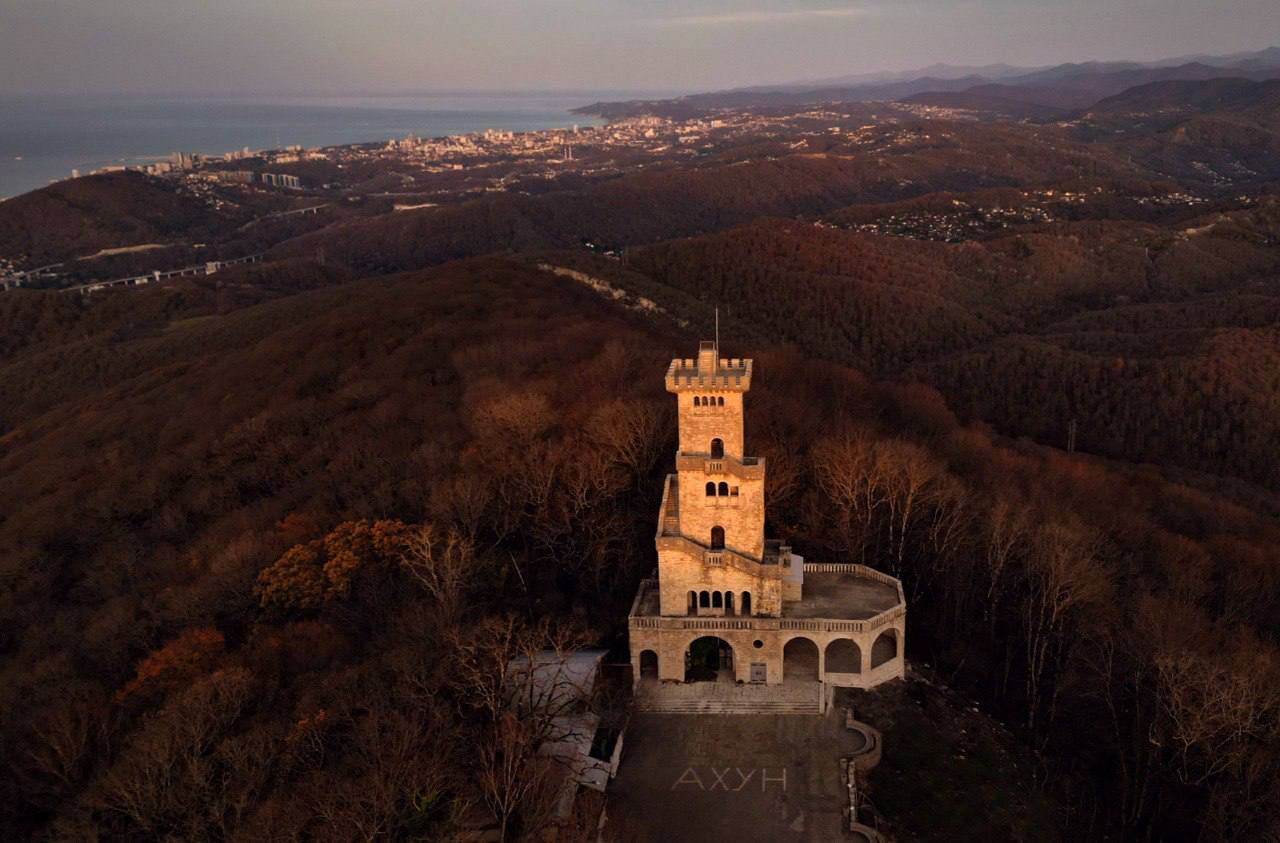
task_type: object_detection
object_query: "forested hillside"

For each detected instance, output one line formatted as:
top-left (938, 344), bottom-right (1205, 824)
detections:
top-left (0, 173), bottom-right (240, 266)
top-left (2, 258), bottom-right (1280, 840)
top-left (275, 122), bottom-right (1126, 274)
top-left (619, 201), bottom-right (1280, 489)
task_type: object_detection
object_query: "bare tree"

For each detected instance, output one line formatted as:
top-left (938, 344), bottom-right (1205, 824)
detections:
top-left (1153, 646), bottom-right (1280, 787)
top-left (308, 703), bottom-right (459, 843)
top-left (1022, 519), bottom-right (1109, 738)
top-left (449, 617), bottom-right (595, 842)
top-left (812, 427), bottom-right (884, 562)
top-left (19, 682), bottom-right (111, 803)
top-left (475, 713), bottom-right (559, 843)
top-left (877, 438), bottom-right (945, 576)
top-left (585, 399), bottom-right (670, 482)
top-left (429, 473), bottom-right (495, 542)
top-left (392, 522), bottom-right (473, 621)
top-left (91, 668), bottom-right (256, 838)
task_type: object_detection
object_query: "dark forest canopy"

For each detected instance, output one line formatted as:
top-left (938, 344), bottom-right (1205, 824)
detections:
top-left (2, 258), bottom-right (1280, 840)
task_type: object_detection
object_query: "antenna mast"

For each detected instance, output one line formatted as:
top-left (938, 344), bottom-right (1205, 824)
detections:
top-left (715, 307), bottom-right (720, 363)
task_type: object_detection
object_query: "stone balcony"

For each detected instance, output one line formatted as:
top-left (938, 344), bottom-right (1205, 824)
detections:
top-left (674, 451), bottom-right (765, 480)
top-left (628, 563), bottom-right (905, 636)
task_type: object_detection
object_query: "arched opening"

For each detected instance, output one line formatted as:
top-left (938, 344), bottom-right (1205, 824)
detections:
top-left (710, 526), bottom-right (725, 549)
top-left (639, 650), bottom-right (658, 679)
top-left (710, 438), bottom-right (724, 458)
top-left (685, 636), bottom-right (734, 683)
top-left (718, 481), bottom-right (729, 497)
top-left (693, 396), bottom-right (700, 407)
top-left (687, 591), bottom-right (697, 615)
top-left (712, 592), bottom-right (723, 609)
top-left (741, 591), bottom-right (751, 616)
top-left (699, 591), bottom-right (710, 608)
top-left (784, 637), bottom-right (820, 681)
top-left (718, 396), bottom-right (725, 406)
top-left (826, 639), bottom-right (862, 674)
top-left (705, 481), bottom-right (716, 496)
top-left (871, 629), bottom-right (898, 669)
top-left (724, 592), bottom-right (735, 615)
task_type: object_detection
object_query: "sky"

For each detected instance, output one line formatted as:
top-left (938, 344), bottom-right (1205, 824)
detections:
top-left (3, 0), bottom-right (1279, 96)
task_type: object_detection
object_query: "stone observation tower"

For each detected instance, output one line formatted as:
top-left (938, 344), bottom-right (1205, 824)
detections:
top-left (629, 341), bottom-right (907, 691)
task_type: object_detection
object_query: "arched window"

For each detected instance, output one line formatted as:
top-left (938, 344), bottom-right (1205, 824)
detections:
top-left (725, 592), bottom-right (735, 615)
top-left (712, 592), bottom-right (723, 609)
top-left (710, 526), bottom-right (725, 549)
top-left (741, 591), bottom-right (751, 615)
top-left (710, 438), bottom-right (724, 458)
top-left (699, 591), bottom-right (710, 608)
top-left (693, 396), bottom-right (700, 407)
top-left (705, 481), bottom-right (716, 496)
top-left (718, 396), bottom-right (725, 406)
top-left (688, 591), bottom-right (697, 615)
top-left (718, 482), bottom-right (729, 497)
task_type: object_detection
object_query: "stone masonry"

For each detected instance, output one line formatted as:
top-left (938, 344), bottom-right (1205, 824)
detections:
top-left (629, 341), bottom-right (907, 689)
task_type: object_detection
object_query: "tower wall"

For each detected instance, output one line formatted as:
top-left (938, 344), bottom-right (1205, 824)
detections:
top-left (675, 469), bottom-right (765, 561)
top-left (656, 545), bottom-right (781, 617)
top-left (675, 391), bottom-right (745, 461)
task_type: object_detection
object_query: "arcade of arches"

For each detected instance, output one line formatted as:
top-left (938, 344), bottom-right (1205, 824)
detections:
top-left (638, 628), bottom-right (903, 686)
top-left (687, 589), bottom-right (751, 616)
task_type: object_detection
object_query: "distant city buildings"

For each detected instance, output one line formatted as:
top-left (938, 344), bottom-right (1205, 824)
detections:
top-left (259, 172), bottom-right (301, 189)
top-left (216, 170), bottom-right (301, 189)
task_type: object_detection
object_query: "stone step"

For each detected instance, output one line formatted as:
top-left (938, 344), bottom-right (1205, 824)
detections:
top-left (636, 700), bottom-right (819, 715)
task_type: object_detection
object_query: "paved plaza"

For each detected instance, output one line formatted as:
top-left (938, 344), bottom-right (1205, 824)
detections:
top-left (607, 710), bottom-right (860, 842)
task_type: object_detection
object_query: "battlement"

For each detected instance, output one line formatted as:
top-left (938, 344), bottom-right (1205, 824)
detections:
top-left (665, 343), bottom-right (752, 392)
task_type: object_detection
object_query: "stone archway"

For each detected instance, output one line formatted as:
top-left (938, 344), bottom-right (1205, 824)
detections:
top-left (826, 639), bottom-right (862, 674)
top-left (871, 629), bottom-right (898, 669)
top-left (639, 649), bottom-right (658, 679)
top-left (685, 636), bottom-right (734, 683)
top-left (783, 637), bottom-right (820, 681)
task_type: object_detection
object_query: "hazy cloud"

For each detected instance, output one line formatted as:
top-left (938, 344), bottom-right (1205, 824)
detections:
top-left (0, 0), bottom-right (1277, 94)
top-left (650, 7), bottom-right (869, 27)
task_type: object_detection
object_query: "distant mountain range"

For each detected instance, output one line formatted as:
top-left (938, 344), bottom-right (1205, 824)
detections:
top-left (575, 46), bottom-right (1280, 120)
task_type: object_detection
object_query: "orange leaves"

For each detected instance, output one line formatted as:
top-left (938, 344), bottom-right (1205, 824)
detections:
top-left (254, 518), bottom-right (417, 612)
top-left (255, 541), bottom-right (326, 611)
top-left (115, 627), bottom-right (225, 703)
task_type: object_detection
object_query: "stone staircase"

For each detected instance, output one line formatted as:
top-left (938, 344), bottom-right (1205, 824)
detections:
top-left (636, 697), bottom-right (820, 714)
top-left (634, 679), bottom-right (822, 715)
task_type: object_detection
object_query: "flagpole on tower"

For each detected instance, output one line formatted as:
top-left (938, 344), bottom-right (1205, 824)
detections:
top-left (715, 307), bottom-right (720, 363)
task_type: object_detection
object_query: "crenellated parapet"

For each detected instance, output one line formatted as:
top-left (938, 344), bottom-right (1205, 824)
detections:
top-left (665, 357), bottom-right (753, 392)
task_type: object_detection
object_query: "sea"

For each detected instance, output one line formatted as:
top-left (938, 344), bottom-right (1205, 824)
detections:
top-left (0, 92), bottom-right (661, 200)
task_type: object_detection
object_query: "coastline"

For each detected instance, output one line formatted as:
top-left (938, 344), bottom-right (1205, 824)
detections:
top-left (0, 92), bottom-right (635, 200)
